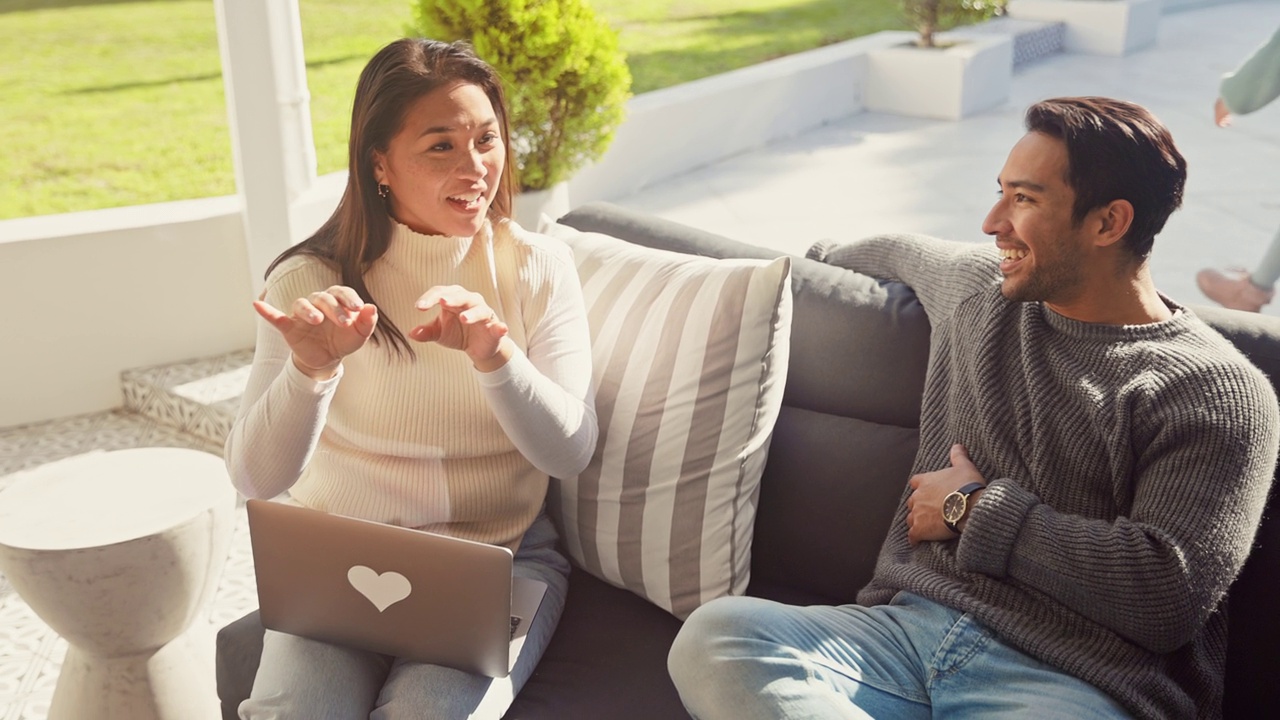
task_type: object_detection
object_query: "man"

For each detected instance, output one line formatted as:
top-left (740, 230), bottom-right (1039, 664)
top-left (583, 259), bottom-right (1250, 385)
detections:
top-left (667, 97), bottom-right (1280, 719)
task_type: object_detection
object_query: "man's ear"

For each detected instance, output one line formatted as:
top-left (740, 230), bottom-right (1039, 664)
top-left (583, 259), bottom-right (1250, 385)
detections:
top-left (1093, 199), bottom-right (1134, 249)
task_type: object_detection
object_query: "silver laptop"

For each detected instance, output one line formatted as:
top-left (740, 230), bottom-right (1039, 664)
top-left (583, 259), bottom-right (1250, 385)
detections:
top-left (246, 499), bottom-right (547, 678)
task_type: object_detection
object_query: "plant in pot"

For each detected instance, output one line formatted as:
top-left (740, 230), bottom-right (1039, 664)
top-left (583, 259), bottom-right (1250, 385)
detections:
top-left (902, 0), bottom-right (1001, 48)
top-left (866, 0), bottom-right (1009, 119)
top-left (410, 0), bottom-right (632, 227)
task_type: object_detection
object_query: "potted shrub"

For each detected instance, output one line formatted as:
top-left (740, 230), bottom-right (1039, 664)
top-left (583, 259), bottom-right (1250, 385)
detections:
top-left (865, 0), bottom-right (1011, 120)
top-left (903, 0), bottom-right (1000, 48)
top-left (410, 0), bottom-right (632, 225)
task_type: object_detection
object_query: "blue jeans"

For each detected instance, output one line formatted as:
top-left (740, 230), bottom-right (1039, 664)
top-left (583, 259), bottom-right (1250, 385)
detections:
top-left (238, 512), bottom-right (570, 720)
top-left (668, 591), bottom-right (1132, 719)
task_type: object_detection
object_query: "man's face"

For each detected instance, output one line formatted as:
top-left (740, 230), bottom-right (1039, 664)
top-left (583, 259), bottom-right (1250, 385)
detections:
top-left (982, 132), bottom-right (1094, 307)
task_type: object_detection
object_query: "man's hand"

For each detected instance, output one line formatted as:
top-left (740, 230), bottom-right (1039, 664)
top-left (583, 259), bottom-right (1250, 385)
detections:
top-left (905, 444), bottom-right (986, 546)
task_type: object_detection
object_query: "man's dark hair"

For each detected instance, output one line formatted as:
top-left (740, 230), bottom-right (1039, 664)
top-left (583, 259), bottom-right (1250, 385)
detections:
top-left (1025, 97), bottom-right (1187, 259)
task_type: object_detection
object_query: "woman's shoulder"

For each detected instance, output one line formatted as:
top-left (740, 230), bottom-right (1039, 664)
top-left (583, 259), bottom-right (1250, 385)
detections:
top-left (492, 217), bottom-right (576, 270)
top-left (262, 252), bottom-right (342, 302)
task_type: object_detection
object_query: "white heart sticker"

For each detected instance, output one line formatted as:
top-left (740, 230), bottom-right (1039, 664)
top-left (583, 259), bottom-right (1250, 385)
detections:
top-left (347, 565), bottom-right (412, 612)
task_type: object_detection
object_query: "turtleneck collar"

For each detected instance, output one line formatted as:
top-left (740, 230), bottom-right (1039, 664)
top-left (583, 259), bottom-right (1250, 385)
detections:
top-left (379, 219), bottom-right (492, 270)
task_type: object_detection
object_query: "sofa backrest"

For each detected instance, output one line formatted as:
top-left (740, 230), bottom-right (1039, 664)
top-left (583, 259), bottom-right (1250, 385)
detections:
top-left (558, 202), bottom-right (1280, 716)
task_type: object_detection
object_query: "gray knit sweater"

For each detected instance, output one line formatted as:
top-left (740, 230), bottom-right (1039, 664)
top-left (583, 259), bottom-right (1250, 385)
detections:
top-left (810, 234), bottom-right (1280, 720)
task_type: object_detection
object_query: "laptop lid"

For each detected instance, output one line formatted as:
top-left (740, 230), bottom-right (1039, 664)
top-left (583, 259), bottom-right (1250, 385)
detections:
top-left (246, 499), bottom-right (546, 678)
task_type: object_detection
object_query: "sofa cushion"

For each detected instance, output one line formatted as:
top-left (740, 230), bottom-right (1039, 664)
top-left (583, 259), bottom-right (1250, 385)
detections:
top-left (542, 219), bottom-right (793, 620)
top-left (503, 569), bottom-right (690, 719)
top-left (751, 406), bottom-right (918, 603)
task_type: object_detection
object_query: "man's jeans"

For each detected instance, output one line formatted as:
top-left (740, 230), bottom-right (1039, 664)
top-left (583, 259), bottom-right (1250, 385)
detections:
top-left (668, 591), bottom-right (1132, 719)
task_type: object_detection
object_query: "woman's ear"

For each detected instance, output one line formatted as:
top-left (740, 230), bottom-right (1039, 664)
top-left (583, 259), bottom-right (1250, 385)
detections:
top-left (371, 151), bottom-right (388, 186)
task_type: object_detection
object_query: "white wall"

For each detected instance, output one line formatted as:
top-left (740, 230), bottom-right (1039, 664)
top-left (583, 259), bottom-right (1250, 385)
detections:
top-left (0, 199), bottom-right (255, 427)
top-left (569, 32), bottom-right (901, 205)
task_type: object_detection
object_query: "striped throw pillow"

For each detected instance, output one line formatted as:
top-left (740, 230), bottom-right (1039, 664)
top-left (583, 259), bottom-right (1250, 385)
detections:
top-left (544, 222), bottom-right (793, 619)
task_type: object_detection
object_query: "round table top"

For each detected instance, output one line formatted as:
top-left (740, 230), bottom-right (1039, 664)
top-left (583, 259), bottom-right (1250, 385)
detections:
top-left (0, 447), bottom-right (234, 551)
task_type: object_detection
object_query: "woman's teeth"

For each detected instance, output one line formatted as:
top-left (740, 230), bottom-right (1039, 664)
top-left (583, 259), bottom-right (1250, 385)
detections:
top-left (448, 195), bottom-right (483, 210)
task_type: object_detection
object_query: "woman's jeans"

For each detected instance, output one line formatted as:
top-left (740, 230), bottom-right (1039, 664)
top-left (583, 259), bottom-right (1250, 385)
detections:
top-left (238, 512), bottom-right (570, 720)
top-left (668, 591), bottom-right (1132, 720)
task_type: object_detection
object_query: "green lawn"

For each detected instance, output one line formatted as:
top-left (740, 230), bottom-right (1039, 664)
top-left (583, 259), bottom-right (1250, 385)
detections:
top-left (1, 0), bottom-right (908, 220)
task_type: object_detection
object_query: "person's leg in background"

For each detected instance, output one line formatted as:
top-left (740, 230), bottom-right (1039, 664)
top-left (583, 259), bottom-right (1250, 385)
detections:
top-left (1198, 224), bottom-right (1280, 312)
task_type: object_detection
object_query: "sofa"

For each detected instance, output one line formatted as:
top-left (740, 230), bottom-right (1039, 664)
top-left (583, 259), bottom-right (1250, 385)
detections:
top-left (216, 201), bottom-right (1280, 719)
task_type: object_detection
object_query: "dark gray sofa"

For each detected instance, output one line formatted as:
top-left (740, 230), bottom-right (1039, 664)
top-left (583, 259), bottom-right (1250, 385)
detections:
top-left (216, 201), bottom-right (1280, 719)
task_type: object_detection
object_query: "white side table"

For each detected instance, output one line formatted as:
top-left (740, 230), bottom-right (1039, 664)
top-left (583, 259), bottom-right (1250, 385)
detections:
top-left (0, 448), bottom-right (235, 720)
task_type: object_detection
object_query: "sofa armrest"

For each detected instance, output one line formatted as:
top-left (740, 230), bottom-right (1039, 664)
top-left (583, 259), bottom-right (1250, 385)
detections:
top-left (216, 610), bottom-right (265, 720)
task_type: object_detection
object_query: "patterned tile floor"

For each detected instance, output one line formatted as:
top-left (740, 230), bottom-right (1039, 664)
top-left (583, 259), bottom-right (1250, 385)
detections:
top-left (0, 411), bottom-right (256, 720)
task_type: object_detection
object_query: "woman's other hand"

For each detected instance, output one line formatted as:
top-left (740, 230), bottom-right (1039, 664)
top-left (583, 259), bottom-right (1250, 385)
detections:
top-left (1214, 97), bottom-right (1233, 128)
top-left (253, 285), bottom-right (379, 380)
top-left (411, 285), bottom-right (512, 371)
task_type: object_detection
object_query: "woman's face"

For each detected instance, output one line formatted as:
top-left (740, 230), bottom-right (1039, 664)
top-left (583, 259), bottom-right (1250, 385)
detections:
top-left (373, 81), bottom-right (505, 238)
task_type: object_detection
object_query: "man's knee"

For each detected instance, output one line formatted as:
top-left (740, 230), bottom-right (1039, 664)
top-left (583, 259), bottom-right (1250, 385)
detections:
top-left (669, 596), bottom-right (770, 694)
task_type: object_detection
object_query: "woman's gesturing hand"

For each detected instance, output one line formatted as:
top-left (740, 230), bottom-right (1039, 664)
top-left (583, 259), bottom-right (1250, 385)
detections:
top-left (411, 285), bottom-right (512, 372)
top-left (253, 285), bottom-right (379, 380)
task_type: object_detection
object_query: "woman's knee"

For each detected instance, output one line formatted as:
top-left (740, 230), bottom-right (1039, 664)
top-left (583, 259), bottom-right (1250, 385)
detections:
top-left (240, 630), bottom-right (388, 719)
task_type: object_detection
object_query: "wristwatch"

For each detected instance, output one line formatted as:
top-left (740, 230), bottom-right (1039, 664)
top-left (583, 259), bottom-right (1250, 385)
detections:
top-left (941, 482), bottom-right (986, 535)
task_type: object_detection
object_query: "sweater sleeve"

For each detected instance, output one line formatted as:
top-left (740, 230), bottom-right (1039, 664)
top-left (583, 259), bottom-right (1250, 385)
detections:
top-left (472, 247), bottom-right (598, 479)
top-left (956, 365), bottom-right (1280, 654)
top-left (808, 233), bottom-right (999, 324)
top-left (223, 259), bottom-right (341, 499)
top-left (1220, 26), bottom-right (1280, 115)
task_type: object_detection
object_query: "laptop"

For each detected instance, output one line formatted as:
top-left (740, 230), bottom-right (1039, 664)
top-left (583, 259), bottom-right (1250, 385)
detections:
top-left (245, 499), bottom-right (547, 678)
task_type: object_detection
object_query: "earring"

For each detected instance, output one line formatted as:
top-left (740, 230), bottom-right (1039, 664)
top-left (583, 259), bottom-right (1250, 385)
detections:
top-left (377, 183), bottom-right (390, 199)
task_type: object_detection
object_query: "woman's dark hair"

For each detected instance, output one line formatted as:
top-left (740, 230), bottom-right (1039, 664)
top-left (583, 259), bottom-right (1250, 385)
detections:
top-left (267, 38), bottom-right (517, 355)
top-left (1025, 97), bottom-right (1186, 259)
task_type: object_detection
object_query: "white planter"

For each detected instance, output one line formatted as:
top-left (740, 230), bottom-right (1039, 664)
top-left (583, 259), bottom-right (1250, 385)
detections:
top-left (512, 182), bottom-right (571, 231)
top-left (1007, 0), bottom-right (1163, 56)
top-left (865, 34), bottom-right (1013, 121)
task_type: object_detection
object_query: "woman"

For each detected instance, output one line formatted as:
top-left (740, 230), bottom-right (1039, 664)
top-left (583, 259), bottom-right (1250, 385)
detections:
top-left (1195, 25), bottom-right (1280, 313)
top-left (225, 38), bottom-right (597, 718)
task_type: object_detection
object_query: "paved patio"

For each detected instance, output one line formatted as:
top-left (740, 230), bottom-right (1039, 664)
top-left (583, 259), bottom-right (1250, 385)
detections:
top-left (3, 2), bottom-right (1280, 719)
top-left (613, 0), bottom-right (1280, 316)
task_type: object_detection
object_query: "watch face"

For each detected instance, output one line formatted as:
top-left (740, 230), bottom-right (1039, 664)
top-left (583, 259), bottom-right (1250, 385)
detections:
top-left (942, 492), bottom-right (966, 523)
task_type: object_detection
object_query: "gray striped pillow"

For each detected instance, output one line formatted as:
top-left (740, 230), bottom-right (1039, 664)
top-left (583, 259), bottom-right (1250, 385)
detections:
top-left (544, 222), bottom-right (792, 619)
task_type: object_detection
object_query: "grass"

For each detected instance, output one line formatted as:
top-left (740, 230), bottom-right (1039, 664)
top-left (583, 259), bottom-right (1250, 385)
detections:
top-left (2, 0), bottom-right (908, 220)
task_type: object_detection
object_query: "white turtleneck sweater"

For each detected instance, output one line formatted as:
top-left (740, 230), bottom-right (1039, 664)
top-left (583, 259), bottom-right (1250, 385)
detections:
top-left (225, 219), bottom-right (597, 550)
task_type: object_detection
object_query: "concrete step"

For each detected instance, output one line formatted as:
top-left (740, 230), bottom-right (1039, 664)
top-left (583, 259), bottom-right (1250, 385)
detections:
top-left (120, 349), bottom-right (253, 448)
top-left (953, 17), bottom-right (1067, 69)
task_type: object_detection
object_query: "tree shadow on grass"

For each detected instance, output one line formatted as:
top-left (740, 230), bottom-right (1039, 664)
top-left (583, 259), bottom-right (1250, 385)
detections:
top-left (0, 0), bottom-right (183, 13)
top-left (61, 54), bottom-right (365, 94)
top-left (620, 0), bottom-right (905, 93)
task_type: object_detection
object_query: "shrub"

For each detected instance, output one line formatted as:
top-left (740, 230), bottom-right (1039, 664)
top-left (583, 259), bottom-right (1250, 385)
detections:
top-left (410, 0), bottom-right (632, 192)
top-left (902, 0), bottom-right (1000, 48)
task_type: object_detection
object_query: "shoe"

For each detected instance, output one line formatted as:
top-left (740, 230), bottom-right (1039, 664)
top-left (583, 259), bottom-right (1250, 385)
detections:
top-left (1196, 267), bottom-right (1275, 312)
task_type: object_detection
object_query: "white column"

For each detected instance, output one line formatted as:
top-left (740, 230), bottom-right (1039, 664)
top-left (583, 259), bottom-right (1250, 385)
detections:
top-left (213, 0), bottom-right (317, 295)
